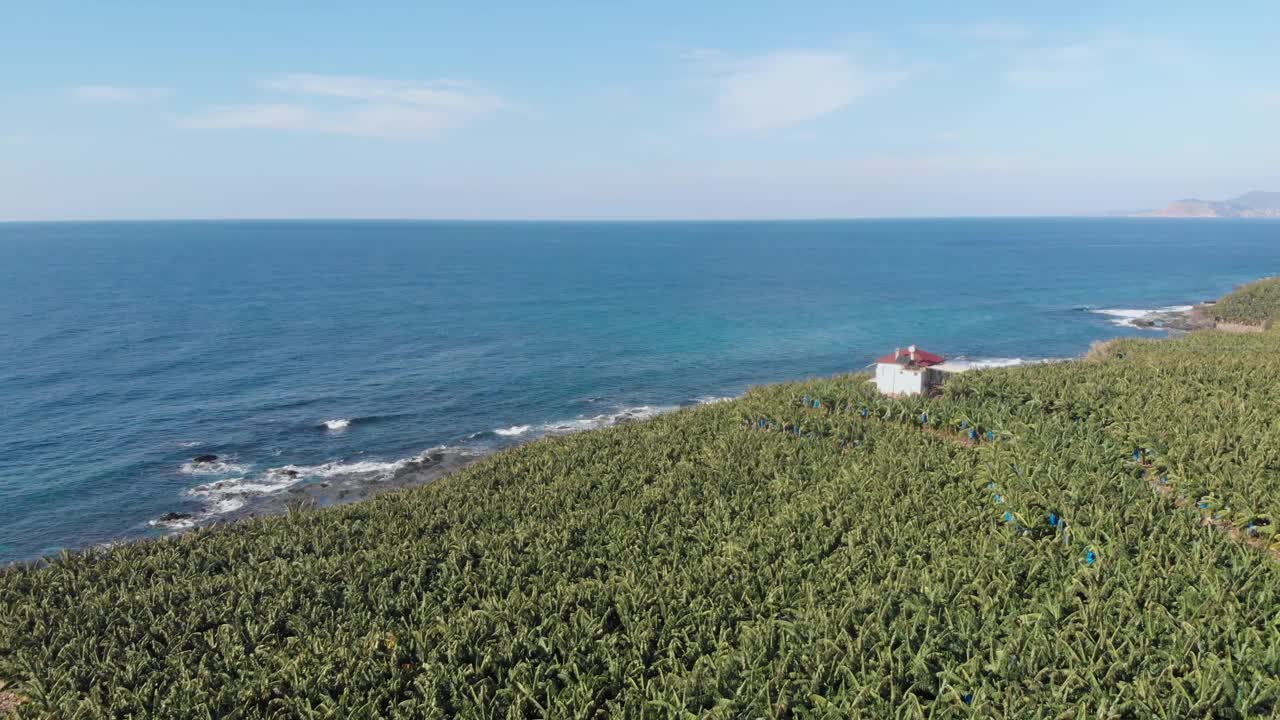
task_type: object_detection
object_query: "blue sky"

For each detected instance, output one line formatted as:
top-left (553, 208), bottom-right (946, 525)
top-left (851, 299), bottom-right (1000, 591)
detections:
top-left (2, 1), bottom-right (1278, 220)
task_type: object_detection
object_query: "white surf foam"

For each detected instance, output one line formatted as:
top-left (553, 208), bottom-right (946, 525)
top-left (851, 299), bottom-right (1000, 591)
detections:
top-left (151, 492), bottom-right (251, 530)
top-left (694, 395), bottom-right (735, 405)
top-left (301, 446), bottom-right (486, 478)
top-left (946, 357), bottom-right (1072, 371)
top-left (494, 424), bottom-right (531, 437)
top-left (323, 418), bottom-right (352, 431)
top-left (212, 497), bottom-right (246, 514)
top-left (189, 476), bottom-right (297, 498)
top-left (539, 404), bottom-right (678, 435)
top-left (149, 516), bottom-right (196, 530)
top-left (186, 459), bottom-right (397, 508)
top-left (186, 447), bottom-right (481, 509)
top-left (1091, 305), bottom-right (1193, 329)
top-left (179, 459), bottom-right (249, 476)
top-left (939, 357), bottom-right (1028, 371)
top-left (160, 445), bottom-right (484, 531)
top-left (282, 458), bottom-right (408, 479)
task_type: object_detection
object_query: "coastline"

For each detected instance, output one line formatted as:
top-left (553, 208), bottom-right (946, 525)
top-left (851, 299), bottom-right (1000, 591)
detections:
top-left (8, 283), bottom-right (1263, 568)
top-left (204, 448), bottom-right (481, 524)
top-left (6, 276), bottom-right (1280, 716)
top-left (7, 218), bottom-right (1275, 569)
top-left (132, 341), bottom-right (1193, 550)
top-left (1124, 278), bottom-right (1277, 332)
top-left (1124, 302), bottom-right (1217, 332)
top-left (134, 348), bottom-right (1126, 544)
top-left (144, 401), bottom-right (721, 539)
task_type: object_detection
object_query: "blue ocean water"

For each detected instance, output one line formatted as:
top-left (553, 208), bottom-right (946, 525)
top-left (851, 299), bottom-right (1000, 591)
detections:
top-left (1, 219), bottom-right (1276, 563)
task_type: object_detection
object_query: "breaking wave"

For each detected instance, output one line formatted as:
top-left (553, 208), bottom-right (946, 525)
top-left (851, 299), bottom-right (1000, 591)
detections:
top-left (1090, 305), bottom-right (1193, 329)
top-left (494, 424), bottom-right (531, 437)
top-left (155, 398), bottom-right (736, 533)
top-left (940, 357), bottom-right (1030, 371)
top-left (693, 395), bottom-right (735, 405)
top-left (538, 404), bottom-right (677, 435)
top-left (188, 457), bottom-right (409, 506)
top-left (154, 446), bottom-right (484, 531)
top-left (179, 458), bottom-right (249, 476)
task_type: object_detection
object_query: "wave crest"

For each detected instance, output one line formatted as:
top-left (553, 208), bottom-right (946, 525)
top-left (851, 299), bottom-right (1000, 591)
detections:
top-left (1091, 305), bottom-right (1193, 328)
top-left (539, 404), bottom-right (676, 435)
top-left (694, 395), bottom-right (735, 405)
top-left (162, 446), bottom-right (483, 530)
top-left (179, 459), bottom-right (249, 476)
top-left (494, 425), bottom-right (531, 437)
top-left (158, 398), bottom-right (707, 534)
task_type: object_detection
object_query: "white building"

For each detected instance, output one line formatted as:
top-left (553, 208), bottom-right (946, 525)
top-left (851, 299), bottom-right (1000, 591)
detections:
top-left (872, 345), bottom-right (949, 396)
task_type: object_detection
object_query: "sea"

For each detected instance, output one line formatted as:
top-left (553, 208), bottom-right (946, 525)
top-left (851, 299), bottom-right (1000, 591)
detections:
top-left (2, 219), bottom-right (1277, 564)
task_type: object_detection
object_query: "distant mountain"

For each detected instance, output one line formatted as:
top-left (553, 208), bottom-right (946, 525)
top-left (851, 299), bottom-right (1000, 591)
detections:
top-left (1231, 191), bottom-right (1280, 212)
top-left (1135, 191), bottom-right (1280, 218)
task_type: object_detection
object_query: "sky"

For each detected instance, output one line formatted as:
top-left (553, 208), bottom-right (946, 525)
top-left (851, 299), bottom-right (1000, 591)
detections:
top-left (2, 1), bottom-right (1278, 220)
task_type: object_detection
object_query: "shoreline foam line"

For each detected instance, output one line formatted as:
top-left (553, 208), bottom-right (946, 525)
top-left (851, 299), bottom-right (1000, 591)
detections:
top-left (155, 401), bottom-right (700, 532)
top-left (1091, 305), bottom-right (1194, 329)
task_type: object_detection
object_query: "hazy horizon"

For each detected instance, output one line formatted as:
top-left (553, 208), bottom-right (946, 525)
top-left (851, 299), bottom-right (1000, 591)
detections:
top-left (3, 2), bottom-right (1279, 221)
top-left (5, 212), bottom-right (1278, 225)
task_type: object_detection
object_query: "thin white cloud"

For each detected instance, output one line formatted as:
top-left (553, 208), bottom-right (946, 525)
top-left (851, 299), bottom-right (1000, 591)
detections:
top-left (181, 74), bottom-right (508, 139)
top-left (179, 104), bottom-right (311, 131)
top-left (694, 50), bottom-right (907, 133)
top-left (1259, 91), bottom-right (1280, 108)
top-left (72, 85), bottom-right (170, 103)
top-left (261, 74), bottom-right (506, 114)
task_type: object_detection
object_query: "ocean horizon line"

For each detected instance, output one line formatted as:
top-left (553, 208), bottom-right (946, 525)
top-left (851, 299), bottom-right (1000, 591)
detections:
top-left (2, 214), bottom-right (1253, 225)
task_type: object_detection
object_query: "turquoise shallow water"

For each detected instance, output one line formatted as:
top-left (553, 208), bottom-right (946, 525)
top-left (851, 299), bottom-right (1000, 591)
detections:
top-left (1, 218), bottom-right (1276, 563)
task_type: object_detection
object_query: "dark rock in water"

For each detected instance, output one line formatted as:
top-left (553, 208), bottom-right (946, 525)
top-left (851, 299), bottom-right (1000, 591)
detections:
top-left (428, 452), bottom-right (444, 463)
top-left (1132, 318), bottom-right (1155, 328)
top-left (191, 454), bottom-right (219, 464)
top-left (279, 469), bottom-right (300, 477)
top-left (158, 512), bottom-right (193, 522)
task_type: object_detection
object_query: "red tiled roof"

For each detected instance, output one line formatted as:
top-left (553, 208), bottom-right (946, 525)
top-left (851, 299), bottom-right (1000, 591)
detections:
top-left (876, 346), bottom-right (945, 366)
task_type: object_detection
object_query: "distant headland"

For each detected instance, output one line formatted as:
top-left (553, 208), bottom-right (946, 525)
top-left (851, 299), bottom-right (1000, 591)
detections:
top-left (1130, 190), bottom-right (1280, 218)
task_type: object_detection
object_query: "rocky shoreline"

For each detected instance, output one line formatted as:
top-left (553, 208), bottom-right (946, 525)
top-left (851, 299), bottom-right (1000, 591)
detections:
top-left (128, 291), bottom-right (1266, 543)
top-left (1128, 302), bottom-right (1218, 332)
top-left (1130, 291), bottom-right (1275, 334)
top-left (163, 449), bottom-right (483, 530)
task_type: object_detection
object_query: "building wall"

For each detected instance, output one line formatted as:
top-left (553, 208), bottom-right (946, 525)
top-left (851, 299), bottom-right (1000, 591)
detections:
top-left (924, 367), bottom-right (947, 394)
top-left (874, 364), bottom-right (925, 396)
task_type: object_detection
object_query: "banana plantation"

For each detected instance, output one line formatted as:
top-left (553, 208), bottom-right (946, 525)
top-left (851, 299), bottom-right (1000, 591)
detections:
top-left (1212, 276), bottom-right (1280, 326)
top-left (4, 324), bottom-right (1280, 716)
